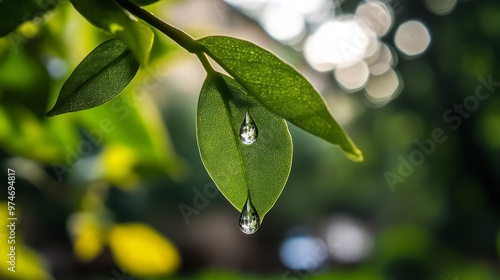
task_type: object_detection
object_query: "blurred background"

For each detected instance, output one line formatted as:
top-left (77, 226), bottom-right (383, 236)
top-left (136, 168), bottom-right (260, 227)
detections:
top-left (0, 0), bottom-right (499, 279)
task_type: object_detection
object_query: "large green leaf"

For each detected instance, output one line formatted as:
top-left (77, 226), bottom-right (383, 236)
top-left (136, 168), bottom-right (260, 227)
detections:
top-left (197, 36), bottom-right (363, 162)
top-left (46, 39), bottom-right (139, 116)
top-left (0, 0), bottom-right (60, 37)
top-left (197, 74), bottom-right (292, 218)
top-left (70, 0), bottom-right (153, 65)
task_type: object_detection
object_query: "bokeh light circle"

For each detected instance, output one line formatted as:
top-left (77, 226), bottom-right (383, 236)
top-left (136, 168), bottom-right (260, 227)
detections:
top-left (394, 20), bottom-right (431, 57)
top-left (324, 216), bottom-right (373, 263)
top-left (368, 43), bottom-right (393, 76)
top-left (261, 5), bottom-right (305, 43)
top-left (355, 1), bottom-right (393, 37)
top-left (280, 235), bottom-right (329, 271)
top-left (424, 0), bottom-right (457, 15)
top-left (364, 69), bottom-right (402, 106)
top-left (334, 60), bottom-right (370, 92)
top-left (305, 19), bottom-right (370, 69)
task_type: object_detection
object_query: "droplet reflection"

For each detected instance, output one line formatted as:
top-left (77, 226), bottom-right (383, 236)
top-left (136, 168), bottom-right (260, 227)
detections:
top-left (240, 111), bottom-right (258, 145)
top-left (239, 196), bottom-right (260, 234)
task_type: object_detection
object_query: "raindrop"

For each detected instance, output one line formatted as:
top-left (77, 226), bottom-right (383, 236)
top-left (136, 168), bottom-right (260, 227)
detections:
top-left (239, 196), bottom-right (260, 234)
top-left (240, 111), bottom-right (258, 145)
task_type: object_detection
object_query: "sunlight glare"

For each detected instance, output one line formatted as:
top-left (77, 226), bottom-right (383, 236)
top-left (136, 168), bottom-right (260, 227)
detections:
top-left (272, 0), bottom-right (327, 16)
top-left (305, 19), bottom-right (370, 70)
top-left (261, 5), bottom-right (305, 43)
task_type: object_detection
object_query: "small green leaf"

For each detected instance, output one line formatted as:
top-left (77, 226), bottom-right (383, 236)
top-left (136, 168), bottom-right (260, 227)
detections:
top-left (0, 0), bottom-right (60, 37)
top-left (197, 36), bottom-right (363, 162)
top-left (70, 0), bottom-right (153, 65)
top-left (46, 39), bottom-right (139, 116)
top-left (197, 74), bottom-right (292, 218)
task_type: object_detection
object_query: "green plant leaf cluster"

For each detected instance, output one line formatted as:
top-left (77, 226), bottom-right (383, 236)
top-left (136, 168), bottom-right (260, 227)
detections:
top-left (33, 0), bottom-right (362, 225)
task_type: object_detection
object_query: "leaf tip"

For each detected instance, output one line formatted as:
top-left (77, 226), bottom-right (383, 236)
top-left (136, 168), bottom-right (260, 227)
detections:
top-left (45, 109), bottom-right (57, 117)
top-left (345, 147), bottom-right (364, 162)
top-left (351, 152), bottom-right (365, 162)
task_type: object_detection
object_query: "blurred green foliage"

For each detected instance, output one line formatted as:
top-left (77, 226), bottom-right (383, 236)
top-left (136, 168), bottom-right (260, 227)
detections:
top-left (0, 0), bottom-right (499, 279)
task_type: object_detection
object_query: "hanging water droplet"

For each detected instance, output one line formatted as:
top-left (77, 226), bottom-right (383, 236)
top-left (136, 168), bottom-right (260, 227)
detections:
top-left (239, 196), bottom-right (260, 234)
top-left (240, 111), bottom-right (258, 145)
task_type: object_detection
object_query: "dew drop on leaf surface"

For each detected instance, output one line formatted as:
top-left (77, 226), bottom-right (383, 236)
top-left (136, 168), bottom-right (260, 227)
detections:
top-left (239, 196), bottom-right (260, 234)
top-left (240, 111), bottom-right (258, 145)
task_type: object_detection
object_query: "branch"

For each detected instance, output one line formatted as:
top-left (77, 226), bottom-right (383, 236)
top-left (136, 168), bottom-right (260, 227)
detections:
top-left (114, 0), bottom-right (199, 53)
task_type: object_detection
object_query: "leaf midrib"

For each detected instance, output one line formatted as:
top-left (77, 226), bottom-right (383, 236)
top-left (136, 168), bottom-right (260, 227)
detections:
top-left (214, 75), bottom-right (252, 200)
top-left (61, 49), bottom-right (131, 102)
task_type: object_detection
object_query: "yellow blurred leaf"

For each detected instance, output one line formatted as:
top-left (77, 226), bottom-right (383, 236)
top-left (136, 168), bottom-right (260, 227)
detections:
top-left (67, 212), bottom-right (106, 262)
top-left (108, 223), bottom-right (181, 277)
top-left (0, 245), bottom-right (54, 280)
top-left (0, 203), bottom-right (52, 280)
top-left (102, 144), bottom-right (139, 188)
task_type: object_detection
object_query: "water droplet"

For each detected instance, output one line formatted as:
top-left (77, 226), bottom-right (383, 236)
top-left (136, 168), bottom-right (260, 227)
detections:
top-left (239, 196), bottom-right (260, 234)
top-left (240, 111), bottom-right (258, 145)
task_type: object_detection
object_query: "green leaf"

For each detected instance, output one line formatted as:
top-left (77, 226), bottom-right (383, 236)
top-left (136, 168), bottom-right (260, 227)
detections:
top-left (197, 36), bottom-right (363, 162)
top-left (46, 39), bottom-right (139, 116)
top-left (197, 74), bottom-right (292, 218)
top-left (0, 0), bottom-right (59, 37)
top-left (70, 0), bottom-right (153, 65)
